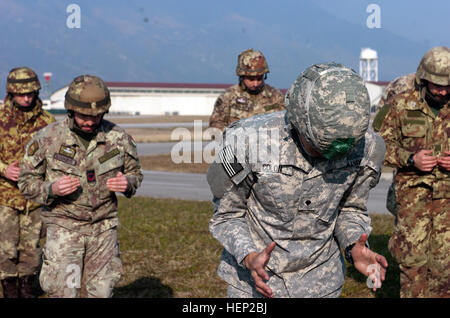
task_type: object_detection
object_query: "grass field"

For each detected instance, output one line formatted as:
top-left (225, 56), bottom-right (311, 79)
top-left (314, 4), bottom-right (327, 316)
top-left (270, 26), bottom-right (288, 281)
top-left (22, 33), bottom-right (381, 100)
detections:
top-left (0, 197), bottom-right (399, 298)
top-left (113, 196), bottom-right (399, 298)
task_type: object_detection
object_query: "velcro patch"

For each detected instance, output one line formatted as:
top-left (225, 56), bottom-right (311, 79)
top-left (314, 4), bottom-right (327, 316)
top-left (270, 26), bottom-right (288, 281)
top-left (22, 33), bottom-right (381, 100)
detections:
top-left (264, 104), bottom-right (279, 112)
top-left (53, 153), bottom-right (77, 166)
top-left (86, 169), bottom-right (96, 183)
top-left (59, 145), bottom-right (76, 159)
top-left (98, 148), bottom-right (120, 164)
top-left (28, 141), bottom-right (39, 156)
top-left (219, 146), bottom-right (243, 178)
top-left (406, 110), bottom-right (423, 118)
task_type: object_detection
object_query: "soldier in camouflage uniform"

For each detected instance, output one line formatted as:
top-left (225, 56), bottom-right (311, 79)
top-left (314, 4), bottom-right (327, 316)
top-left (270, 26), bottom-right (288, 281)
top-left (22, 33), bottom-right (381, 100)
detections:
top-left (378, 46), bottom-right (450, 298)
top-left (208, 63), bottom-right (388, 298)
top-left (18, 75), bottom-right (143, 298)
top-left (372, 73), bottom-right (416, 217)
top-left (0, 67), bottom-right (55, 298)
top-left (209, 49), bottom-right (285, 131)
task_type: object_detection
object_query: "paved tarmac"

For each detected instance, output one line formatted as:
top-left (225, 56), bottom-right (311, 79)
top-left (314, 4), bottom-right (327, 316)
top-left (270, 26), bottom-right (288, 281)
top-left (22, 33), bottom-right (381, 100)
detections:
top-left (136, 169), bottom-right (393, 215)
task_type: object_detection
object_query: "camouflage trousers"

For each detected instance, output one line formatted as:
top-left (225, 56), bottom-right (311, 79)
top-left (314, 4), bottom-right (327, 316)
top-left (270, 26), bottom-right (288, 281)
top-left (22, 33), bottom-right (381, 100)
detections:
top-left (40, 224), bottom-right (122, 298)
top-left (388, 185), bottom-right (450, 298)
top-left (0, 206), bottom-right (42, 280)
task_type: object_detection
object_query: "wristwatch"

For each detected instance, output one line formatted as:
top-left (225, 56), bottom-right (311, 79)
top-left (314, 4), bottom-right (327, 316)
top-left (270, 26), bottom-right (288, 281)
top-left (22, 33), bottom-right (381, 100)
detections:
top-left (344, 244), bottom-right (355, 265)
top-left (344, 241), bottom-right (370, 265)
top-left (407, 154), bottom-right (415, 168)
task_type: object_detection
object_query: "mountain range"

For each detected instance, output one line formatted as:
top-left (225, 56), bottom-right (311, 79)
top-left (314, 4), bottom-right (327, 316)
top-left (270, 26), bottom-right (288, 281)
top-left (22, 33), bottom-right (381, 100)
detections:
top-left (0, 0), bottom-right (430, 98)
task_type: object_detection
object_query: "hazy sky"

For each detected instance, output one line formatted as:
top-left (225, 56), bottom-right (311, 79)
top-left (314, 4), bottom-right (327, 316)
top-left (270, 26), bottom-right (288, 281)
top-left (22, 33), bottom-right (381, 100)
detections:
top-left (1, 0), bottom-right (449, 93)
top-left (314, 0), bottom-right (450, 48)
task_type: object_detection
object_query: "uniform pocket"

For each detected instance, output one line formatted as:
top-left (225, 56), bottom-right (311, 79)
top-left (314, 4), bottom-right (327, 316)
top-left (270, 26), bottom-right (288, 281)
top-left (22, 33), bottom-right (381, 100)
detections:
top-left (252, 171), bottom-right (298, 222)
top-left (97, 155), bottom-right (124, 199)
top-left (401, 124), bottom-right (426, 138)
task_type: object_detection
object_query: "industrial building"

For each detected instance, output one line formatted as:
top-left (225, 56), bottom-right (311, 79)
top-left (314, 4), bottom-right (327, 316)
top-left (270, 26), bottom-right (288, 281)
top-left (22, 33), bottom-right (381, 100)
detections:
top-left (47, 80), bottom-right (387, 116)
top-left (45, 48), bottom-right (387, 115)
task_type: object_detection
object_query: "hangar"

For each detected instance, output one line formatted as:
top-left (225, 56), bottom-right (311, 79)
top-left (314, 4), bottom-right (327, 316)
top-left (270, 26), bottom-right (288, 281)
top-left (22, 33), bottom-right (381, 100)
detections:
top-left (47, 81), bottom-right (387, 116)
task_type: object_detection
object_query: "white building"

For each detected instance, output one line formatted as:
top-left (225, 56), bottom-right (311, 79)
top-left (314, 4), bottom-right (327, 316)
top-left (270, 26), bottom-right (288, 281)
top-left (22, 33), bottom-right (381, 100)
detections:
top-left (50, 82), bottom-right (232, 116)
top-left (49, 80), bottom-right (387, 116)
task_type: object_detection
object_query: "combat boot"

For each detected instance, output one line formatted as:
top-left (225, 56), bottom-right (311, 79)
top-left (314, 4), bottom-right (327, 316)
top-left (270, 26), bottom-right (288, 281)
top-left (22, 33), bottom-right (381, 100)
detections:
top-left (1, 277), bottom-right (19, 298)
top-left (18, 275), bottom-right (36, 298)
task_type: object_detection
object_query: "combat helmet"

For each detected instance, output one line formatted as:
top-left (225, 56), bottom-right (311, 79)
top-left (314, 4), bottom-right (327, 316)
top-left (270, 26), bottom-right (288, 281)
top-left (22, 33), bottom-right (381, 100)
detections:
top-left (415, 46), bottom-right (450, 87)
top-left (236, 49), bottom-right (269, 77)
top-left (64, 75), bottom-right (111, 116)
top-left (285, 62), bottom-right (370, 160)
top-left (6, 67), bottom-right (41, 94)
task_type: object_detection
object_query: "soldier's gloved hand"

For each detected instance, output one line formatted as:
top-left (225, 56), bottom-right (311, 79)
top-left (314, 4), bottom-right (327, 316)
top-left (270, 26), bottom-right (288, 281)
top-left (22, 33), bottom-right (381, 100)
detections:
top-left (5, 160), bottom-right (20, 182)
top-left (106, 171), bottom-right (129, 193)
top-left (51, 176), bottom-right (80, 196)
top-left (351, 233), bottom-right (388, 292)
top-left (437, 150), bottom-right (450, 171)
top-left (413, 150), bottom-right (437, 172)
top-left (243, 242), bottom-right (276, 298)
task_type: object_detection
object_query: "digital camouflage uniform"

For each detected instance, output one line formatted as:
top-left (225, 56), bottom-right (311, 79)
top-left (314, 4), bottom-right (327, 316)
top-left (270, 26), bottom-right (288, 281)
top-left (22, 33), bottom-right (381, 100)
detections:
top-left (0, 67), bottom-right (55, 298)
top-left (378, 46), bottom-right (450, 297)
top-left (209, 63), bottom-right (385, 297)
top-left (209, 49), bottom-right (285, 131)
top-left (18, 75), bottom-right (143, 298)
top-left (372, 73), bottom-right (415, 216)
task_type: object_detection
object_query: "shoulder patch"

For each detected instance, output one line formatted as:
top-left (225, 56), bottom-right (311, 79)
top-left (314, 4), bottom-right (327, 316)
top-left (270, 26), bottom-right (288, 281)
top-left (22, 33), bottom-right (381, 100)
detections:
top-left (218, 145), bottom-right (243, 178)
top-left (28, 141), bottom-right (39, 156)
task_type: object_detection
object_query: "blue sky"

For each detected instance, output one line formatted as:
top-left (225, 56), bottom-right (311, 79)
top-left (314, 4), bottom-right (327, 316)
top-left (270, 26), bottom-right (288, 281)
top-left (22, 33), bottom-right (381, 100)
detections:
top-left (314, 0), bottom-right (450, 48)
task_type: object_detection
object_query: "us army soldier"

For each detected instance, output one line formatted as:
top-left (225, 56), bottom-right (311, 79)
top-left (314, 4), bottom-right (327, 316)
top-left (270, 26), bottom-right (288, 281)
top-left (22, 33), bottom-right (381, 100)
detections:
top-left (18, 75), bottom-right (143, 298)
top-left (378, 46), bottom-right (450, 298)
top-left (0, 67), bottom-right (55, 298)
top-left (209, 63), bottom-right (388, 298)
top-left (209, 49), bottom-right (285, 131)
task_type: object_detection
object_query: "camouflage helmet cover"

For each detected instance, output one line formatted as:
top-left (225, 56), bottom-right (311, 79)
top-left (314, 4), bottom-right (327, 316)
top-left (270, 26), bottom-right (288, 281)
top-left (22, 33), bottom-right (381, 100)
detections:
top-left (6, 67), bottom-right (41, 94)
top-left (236, 49), bottom-right (269, 76)
top-left (285, 62), bottom-right (370, 159)
top-left (64, 75), bottom-right (111, 116)
top-left (415, 46), bottom-right (450, 86)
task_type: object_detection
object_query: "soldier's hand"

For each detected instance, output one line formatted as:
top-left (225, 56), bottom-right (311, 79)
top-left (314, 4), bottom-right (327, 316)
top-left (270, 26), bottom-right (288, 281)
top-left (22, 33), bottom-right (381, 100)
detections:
top-left (413, 150), bottom-right (437, 171)
top-left (106, 172), bottom-right (129, 193)
top-left (5, 160), bottom-right (20, 182)
top-left (352, 233), bottom-right (388, 292)
top-left (437, 151), bottom-right (450, 171)
top-left (244, 242), bottom-right (276, 298)
top-left (51, 176), bottom-right (80, 196)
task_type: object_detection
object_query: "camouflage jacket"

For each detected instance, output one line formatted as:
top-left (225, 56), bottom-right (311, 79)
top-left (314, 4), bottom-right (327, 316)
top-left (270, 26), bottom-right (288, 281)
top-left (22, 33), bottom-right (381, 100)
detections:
top-left (378, 88), bottom-right (450, 199)
top-left (18, 117), bottom-right (143, 235)
top-left (209, 83), bottom-right (285, 131)
top-left (0, 97), bottom-right (55, 211)
top-left (209, 111), bottom-right (385, 297)
top-left (372, 73), bottom-right (415, 132)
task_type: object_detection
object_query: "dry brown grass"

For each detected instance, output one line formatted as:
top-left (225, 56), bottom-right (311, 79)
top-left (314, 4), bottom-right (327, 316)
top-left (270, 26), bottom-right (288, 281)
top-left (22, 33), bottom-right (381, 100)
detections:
top-left (139, 153), bottom-right (211, 174)
top-left (105, 115), bottom-right (210, 124)
top-left (123, 127), bottom-right (212, 143)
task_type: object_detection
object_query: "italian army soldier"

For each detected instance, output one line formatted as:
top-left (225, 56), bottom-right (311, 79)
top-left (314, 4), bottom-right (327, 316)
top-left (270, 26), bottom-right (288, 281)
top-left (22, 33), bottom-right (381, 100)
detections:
top-left (209, 62), bottom-right (388, 298)
top-left (0, 67), bottom-right (55, 298)
top-left (209, 48), bottom-right (285, 131)
top-left (18, 75), bottom-right (143, 298)
top-left (378, 46), bottom-right (450, 298)
top-left (372, 73), bottom-right (415, 217)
